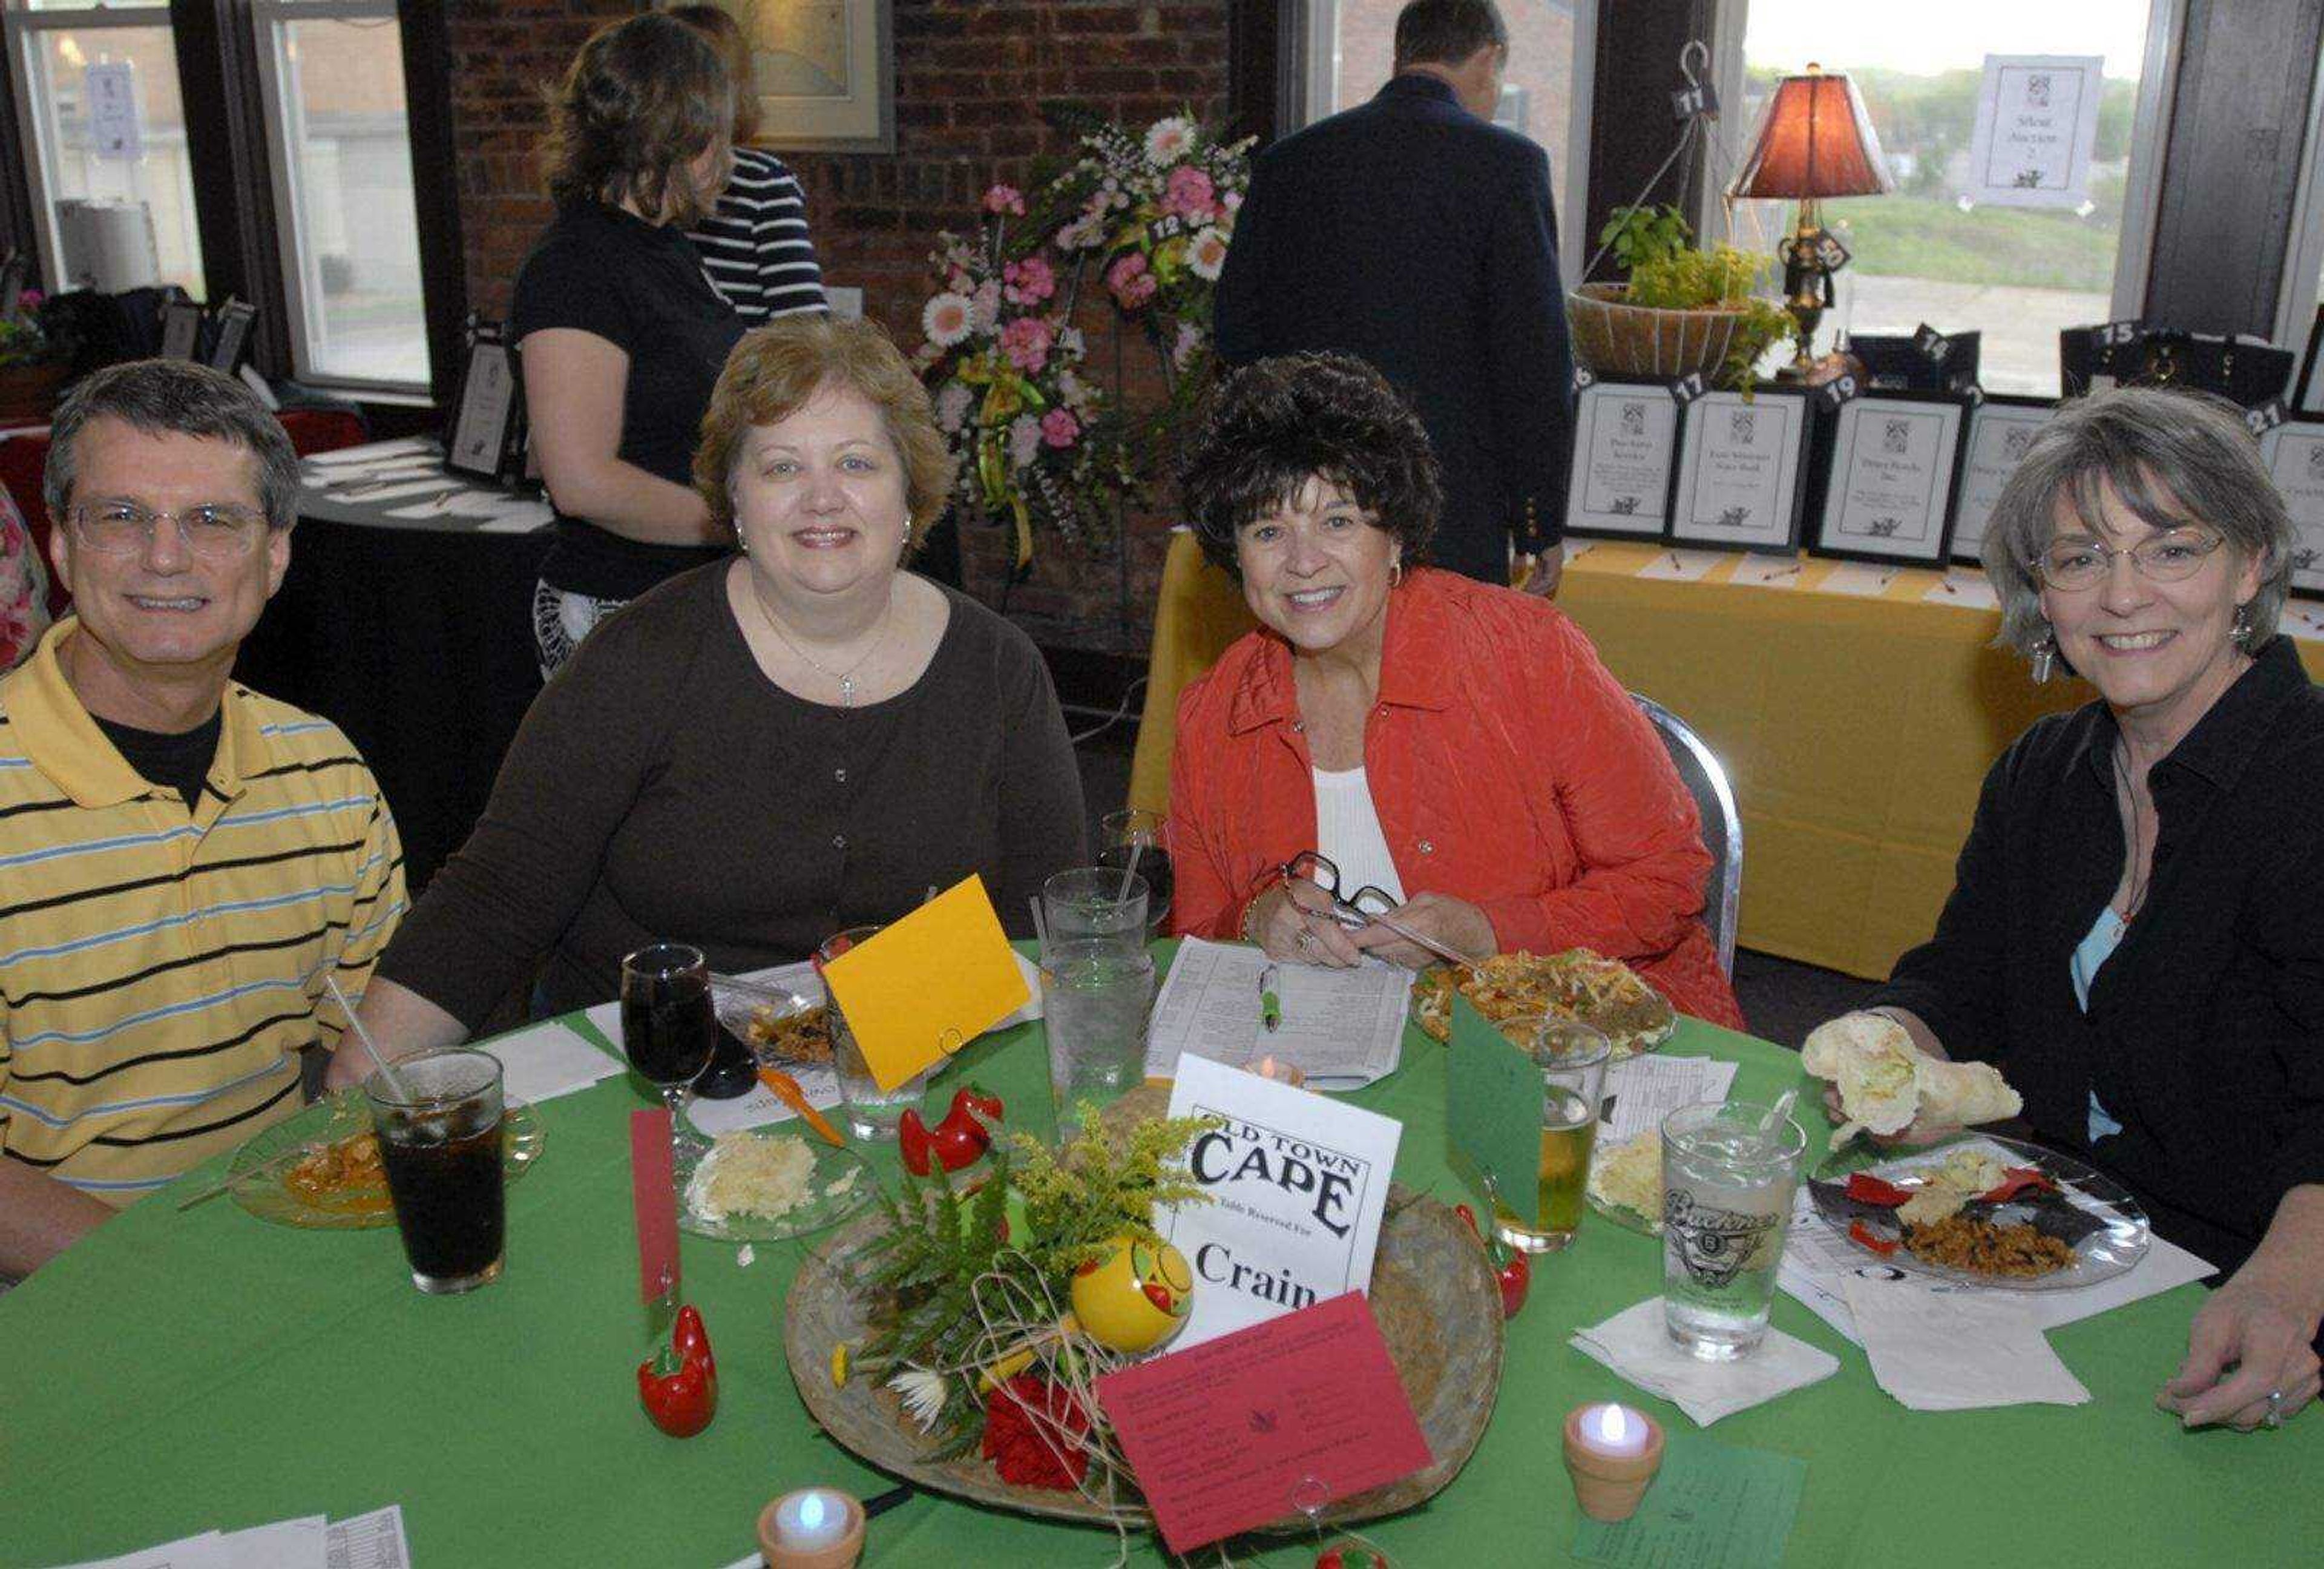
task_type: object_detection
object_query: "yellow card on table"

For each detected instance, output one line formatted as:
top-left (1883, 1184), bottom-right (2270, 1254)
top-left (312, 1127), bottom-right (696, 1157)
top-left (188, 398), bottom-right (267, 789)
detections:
top-left (820, 875), bottom-right (1031, 1092)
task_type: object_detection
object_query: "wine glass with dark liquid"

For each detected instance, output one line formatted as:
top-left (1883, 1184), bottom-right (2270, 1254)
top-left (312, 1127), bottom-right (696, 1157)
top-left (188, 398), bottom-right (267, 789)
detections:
top-left (1097, 808), bottom-right (1173, 936)
top-left (621, 943), bottom-right (715, 1159)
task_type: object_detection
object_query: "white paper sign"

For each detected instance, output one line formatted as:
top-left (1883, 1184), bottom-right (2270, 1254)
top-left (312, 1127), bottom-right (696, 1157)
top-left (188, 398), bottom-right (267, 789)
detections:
top-left (1161, 1056), bottom-right (1402, 1349)
top-left (1670, 392), bottom-right (1808, 551)
top-left (1951, 401), bottom-right (2056, 563)
top-left (1967, 54), bottom-right (2104, 208)
top-left (1567, 383), bottom-right (1678, 536)
top-left (1820, 400), bottom-right (1965, 559)
top-left (85, 62), bottom-right (142, 162)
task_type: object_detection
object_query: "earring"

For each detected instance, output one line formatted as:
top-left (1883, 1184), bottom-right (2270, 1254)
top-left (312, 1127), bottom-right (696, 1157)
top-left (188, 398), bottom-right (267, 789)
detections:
top-left (2232, 600), bottom-right (2254, 648)
top-left (1388, 559), bottom-right (1404, 589)
top-left (2030, 629), bottom-right (2056, 685)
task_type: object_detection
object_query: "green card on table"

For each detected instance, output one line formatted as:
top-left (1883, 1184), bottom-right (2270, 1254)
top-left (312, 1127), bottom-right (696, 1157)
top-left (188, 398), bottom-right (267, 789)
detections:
top-left (1575, 1431), bottom-right (1806, 1568)
top-left (1445, 993), bottom-right (1537, 1209)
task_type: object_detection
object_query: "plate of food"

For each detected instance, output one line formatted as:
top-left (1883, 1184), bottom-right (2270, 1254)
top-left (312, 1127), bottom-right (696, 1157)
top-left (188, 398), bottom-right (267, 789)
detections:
top-left (681, 1128), bottom-right (874, 1243)
top-left (227, 1092), bottom-right (546, 1229)
top-left (1584, 1128), bottom-right (1664, 1235)
top-left (1412, 949), bottom-right (1677, 1059)
top-left (711, 975), bottom-right (833, 1068)
top-left (1808, 1134), bottom-right (2148, 1291)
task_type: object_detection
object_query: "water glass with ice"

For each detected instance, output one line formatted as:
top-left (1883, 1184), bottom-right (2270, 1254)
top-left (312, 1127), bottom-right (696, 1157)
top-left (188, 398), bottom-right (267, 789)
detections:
top-left (1040, 939), bottom-right (1155, 1136)
top-left (1659, 1100), bottom-right (1807, 1360)
top-left (1042, 867), bottom-right (1149, 952)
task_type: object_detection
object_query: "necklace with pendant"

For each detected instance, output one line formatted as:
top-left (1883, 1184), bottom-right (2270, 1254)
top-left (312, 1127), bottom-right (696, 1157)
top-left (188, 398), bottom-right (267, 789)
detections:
top-left (753, 585), bottom-right (894, 706)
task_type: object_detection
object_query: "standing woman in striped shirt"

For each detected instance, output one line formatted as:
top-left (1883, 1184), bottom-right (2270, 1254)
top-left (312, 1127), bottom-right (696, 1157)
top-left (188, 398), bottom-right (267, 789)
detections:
top-left (672, 5), bottom-right (829, 323)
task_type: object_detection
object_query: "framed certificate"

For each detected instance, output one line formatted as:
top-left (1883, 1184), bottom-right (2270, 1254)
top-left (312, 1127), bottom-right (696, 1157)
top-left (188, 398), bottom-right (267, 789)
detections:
top-left (1564, 378), bottom-right (1681, 539)
top-left (1667, 386), bottom-right (1813, 553)
top-left (445, 321), bottom-right (524, 484)
top-left (2259, 415), bottom-right (2324, 599)
top-left (1807, 391), bottom-right (1971, 567)
top-left (1949, 395), bottom-right (2056, 565)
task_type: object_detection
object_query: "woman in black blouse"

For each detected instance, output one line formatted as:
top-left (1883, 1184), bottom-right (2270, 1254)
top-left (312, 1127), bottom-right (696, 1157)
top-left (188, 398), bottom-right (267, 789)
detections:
top-left (516, 14), bottom-right (744, 676)
top-left (1814, 387), bottom-right (2324, 1430)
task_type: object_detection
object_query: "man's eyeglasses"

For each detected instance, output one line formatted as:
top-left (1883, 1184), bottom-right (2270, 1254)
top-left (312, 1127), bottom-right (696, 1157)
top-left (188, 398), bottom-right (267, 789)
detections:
top-left (69, 502), bottom-right (268, 562)
top-left (2034, 528), bottom-right (2224, 592)
top-left (1278, 850), bottom-right (1476, 967)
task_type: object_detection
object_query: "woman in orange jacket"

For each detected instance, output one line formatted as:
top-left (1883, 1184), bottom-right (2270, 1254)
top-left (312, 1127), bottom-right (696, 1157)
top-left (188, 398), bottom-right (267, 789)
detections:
top-left (1167, 352), bottom-right (1741, 1029)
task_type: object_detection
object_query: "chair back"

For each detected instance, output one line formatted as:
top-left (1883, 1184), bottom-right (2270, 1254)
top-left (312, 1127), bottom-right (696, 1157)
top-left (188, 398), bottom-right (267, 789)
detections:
top-left (1630, 692), bottom-right (1741, 977)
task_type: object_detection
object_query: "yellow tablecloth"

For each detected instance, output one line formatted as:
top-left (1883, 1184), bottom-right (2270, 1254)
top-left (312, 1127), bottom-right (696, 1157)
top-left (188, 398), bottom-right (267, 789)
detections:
top-left (1129, 531), bottom-right (2324, 979)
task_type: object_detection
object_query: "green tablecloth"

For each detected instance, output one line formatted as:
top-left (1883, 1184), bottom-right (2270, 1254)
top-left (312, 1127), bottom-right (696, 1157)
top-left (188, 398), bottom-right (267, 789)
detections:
top-left (4, 966), bottom-right (2316, 1567)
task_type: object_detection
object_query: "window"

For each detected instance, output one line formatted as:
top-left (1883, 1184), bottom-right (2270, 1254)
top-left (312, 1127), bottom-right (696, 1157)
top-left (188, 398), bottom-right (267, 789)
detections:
top-left (1301, 0), bottom-right (1595, 277)
top-left (251, 1), bottom-right (429, 389)
top-left (1710, 0), bottom-right (2179, 395)
top-left (4, 4), bottom-right (205, 298)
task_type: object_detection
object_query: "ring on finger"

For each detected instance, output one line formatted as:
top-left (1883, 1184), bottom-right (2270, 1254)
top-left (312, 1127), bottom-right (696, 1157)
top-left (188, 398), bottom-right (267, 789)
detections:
top-left (2267, 1389), bottom-right (2285, 1430)
top-left (1295, 926), bottom-right (1318, 951)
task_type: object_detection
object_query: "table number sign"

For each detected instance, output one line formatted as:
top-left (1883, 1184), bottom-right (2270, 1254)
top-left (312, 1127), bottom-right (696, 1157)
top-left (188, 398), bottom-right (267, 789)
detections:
top-left (1669, 386), bottom-right (1813, 553)
top-left (1966, 54), bottom-right (2103, 208)
top-left (1566, 378), bottom-right (1682, 539)
top-left (446, 318), bottom-right (526, 484)
top-left (1808, 391), bottom-right (1969, 567)
top-left (1949, 395), bottom-right (2055, 565)
top-left (1160, 1055), bottom-right (1400, 1349)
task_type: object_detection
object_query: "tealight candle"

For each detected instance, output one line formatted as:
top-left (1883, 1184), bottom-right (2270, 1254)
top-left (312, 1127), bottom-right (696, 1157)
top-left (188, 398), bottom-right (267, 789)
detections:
top-left (1562, 1402), bottom-right (1664, 1521)
top-left (757, 1487), bottom-right (864, 1569)
top-left (1250, 1055), bottom-right (1307, 1088)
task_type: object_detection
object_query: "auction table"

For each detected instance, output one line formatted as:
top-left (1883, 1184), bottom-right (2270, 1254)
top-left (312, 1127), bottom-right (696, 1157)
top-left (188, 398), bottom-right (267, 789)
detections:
top-left (4, 961), bottom-right (2313, 1567)
top-left (1128, 535), bottom-right (2324, 978)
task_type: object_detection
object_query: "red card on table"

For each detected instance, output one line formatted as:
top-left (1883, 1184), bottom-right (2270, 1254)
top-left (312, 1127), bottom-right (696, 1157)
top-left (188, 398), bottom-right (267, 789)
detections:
top-left (629, 1109), bottom-right (678, 1306)
top-left (1094, 1292), bottom-right (1431, 1554)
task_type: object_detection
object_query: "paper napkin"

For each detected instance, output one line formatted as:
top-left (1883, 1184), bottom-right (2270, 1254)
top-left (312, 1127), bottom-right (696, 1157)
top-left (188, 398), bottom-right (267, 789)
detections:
top-left (478, 1020), bottom-right (622, 1104)
top-left (1840, 1273), bottom-right (2090, 1410)
top-left (1572, 1298), bottom-right (1840, 1426)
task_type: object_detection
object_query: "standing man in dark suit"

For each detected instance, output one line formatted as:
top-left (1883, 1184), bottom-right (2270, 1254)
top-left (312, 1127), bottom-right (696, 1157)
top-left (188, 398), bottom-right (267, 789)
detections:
top-left (1214, 0), bottom-right (1573, 594)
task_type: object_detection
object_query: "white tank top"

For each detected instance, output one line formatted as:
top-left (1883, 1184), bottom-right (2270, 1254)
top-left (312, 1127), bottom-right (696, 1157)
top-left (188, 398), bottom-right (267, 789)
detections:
top-left (1311, 766), bottom-right (1406, 904)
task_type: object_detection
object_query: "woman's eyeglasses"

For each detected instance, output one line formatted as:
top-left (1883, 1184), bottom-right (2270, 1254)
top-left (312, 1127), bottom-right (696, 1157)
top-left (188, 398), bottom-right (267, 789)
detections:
top-left (1277, 850), bottom-right (1476, 967)
top-left (2034, 528), bottom-right (2224, 592)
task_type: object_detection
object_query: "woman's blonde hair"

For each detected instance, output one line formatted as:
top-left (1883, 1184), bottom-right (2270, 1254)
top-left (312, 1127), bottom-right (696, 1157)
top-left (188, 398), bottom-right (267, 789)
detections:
top-left (538, 13), bottom-right (731, 227)
top-left (667, 4), bottom-right (761, 143)
top-left (695, 318), bottom-right (957, 549)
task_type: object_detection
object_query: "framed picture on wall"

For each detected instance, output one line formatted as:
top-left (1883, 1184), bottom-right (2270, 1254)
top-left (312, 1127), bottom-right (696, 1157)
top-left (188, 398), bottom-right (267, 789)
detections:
top-left (1667, 386), bottom-right (1813, 553)
top-left (1564, 378), bottom-right (1681, 539)
top-left (720, 0), bottom-right (896, 154)
top-left (2259, 415), bottom-right (2324, 598)
top-left (1807, 390), bottom-right (1971, 567)
top-left (1949, 394), bottom-right (2056, 566)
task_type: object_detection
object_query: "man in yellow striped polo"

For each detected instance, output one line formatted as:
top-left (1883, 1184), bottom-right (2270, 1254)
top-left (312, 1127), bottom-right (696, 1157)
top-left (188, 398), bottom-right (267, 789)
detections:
top-left (0, 360), bottom-right (407, 1279)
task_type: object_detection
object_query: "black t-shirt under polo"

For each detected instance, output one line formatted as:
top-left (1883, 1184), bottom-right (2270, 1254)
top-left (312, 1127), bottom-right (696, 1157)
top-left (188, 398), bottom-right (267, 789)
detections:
top-left (94, 708), bottom-right (221, 811)
top-left (510, 200), bottom-right (747, 601)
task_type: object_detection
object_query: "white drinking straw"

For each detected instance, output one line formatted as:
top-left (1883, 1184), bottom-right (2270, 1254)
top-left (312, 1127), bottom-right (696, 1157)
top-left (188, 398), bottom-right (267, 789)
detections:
top-left (1028, 895), bottom-right (1054, 967)
top-left (1113, 831), bottom-right (1145, 904)
top-left (1756, 1088), bottom-right (1799, 1140)
top-left (326, 975), bottom-right (413, 1101)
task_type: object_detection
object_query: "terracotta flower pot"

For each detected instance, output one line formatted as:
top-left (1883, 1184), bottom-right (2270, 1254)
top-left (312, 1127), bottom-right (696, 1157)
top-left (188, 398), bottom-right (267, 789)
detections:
top-left (1565, 282), bottom-right (1747, 381)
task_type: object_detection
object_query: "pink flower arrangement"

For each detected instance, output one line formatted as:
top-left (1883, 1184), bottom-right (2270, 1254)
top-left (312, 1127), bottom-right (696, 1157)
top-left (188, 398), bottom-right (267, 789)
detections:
top-left (1002, 255), bottom-right (1055, 306)
top-left (1040, 409), bottom-right (1081, 449)
top-left (983, 184), bottom-right (1026, 216)
top-left (1161, 165), bottom-right (1217, 222)
top-left (1106, 251), bottom-right (1157, 309)
top-left (999, 315), bottom-right (1054, 373)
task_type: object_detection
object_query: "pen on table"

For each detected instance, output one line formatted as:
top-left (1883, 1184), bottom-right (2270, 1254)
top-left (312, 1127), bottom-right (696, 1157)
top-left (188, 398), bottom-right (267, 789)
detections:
top-left (1259, 964), bottom-right (1281, 1033)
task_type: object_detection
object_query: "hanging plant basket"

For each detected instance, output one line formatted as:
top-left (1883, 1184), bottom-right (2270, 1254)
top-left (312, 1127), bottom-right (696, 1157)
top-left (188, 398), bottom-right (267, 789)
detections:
top-left (1565, 283), bottom-right (1750, 381)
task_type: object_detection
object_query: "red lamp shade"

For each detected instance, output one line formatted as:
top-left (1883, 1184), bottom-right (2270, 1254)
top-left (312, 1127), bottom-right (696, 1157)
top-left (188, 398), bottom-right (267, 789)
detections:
top-left (1727, 67), bottom-right (1894, 200)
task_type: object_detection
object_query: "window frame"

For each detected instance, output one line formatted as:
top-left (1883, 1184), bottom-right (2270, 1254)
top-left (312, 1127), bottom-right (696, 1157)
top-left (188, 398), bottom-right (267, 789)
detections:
top-left (2271, 18), bottom-right (2324, 353)
top-left (246, 0), bottom-right (427, 395)
top-left (1699, 0), bottom-right (2185, 358)
top-left (1, 2), bottom-right (191, 301)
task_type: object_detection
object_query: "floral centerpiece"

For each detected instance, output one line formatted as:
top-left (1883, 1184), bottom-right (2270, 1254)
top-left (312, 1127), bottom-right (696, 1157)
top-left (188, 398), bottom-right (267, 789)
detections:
top-left (914, 111), bottom-right (1253, 571)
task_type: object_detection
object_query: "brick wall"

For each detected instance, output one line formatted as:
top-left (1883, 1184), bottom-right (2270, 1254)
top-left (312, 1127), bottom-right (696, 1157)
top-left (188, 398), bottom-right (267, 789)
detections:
top-left (444, 0), bottom-right (1230, 651)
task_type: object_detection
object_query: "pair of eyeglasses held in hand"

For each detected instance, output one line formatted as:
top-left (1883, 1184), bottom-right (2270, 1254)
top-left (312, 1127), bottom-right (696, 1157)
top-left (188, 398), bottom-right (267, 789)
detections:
top-left (1277, 850), bottom-right (1479, 967)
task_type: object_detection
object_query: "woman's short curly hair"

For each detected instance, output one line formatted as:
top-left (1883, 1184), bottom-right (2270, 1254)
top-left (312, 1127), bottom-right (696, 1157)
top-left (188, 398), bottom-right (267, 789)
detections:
top-left (539, 14), bottom-right (731, 228)
top-left (1981, 386), bottom-right (2295, 659)
top-left (1175, 352), bottom-right (1442, 577)
top-left (695, 317), bottom-right (956, 551)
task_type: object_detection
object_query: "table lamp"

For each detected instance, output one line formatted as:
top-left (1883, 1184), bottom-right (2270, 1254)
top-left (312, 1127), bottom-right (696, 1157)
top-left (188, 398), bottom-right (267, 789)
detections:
top-left (1726, 64), bottom-right (1892, 377)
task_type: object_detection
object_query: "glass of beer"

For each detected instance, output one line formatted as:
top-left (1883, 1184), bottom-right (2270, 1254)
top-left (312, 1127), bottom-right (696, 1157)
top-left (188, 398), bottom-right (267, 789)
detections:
top-left (365, 1049), bottom-right (507, 1294)
top-left (1491, 1016), bottom-right (1610, 1254)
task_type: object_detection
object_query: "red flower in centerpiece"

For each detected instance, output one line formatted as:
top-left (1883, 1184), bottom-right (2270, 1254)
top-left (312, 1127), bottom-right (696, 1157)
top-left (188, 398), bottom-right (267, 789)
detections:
top-left (1106, 251), bottom-right (1157, 309)
top-left (1161, 165), bottom-right (1217, 221)
top-left (981, 1375), bottom-right (1091, 1490)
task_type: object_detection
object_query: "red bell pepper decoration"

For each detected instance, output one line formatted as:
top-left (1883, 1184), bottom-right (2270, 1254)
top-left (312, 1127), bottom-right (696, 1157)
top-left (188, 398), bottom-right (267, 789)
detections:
top-left (899, 1084), bottom-right (1005, 1176)
top-left (1845, 1173), bottom-right (1915, 1208)
top-left (1977, 1167), bottom-right (2056, 1205)
top-left (1848, 1220), bottom-right (1899, 1258)
top-left (637, 1304), bottom-right (717, 1437)
top-left (1454, 1202), bottom-right (1532, 1318)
